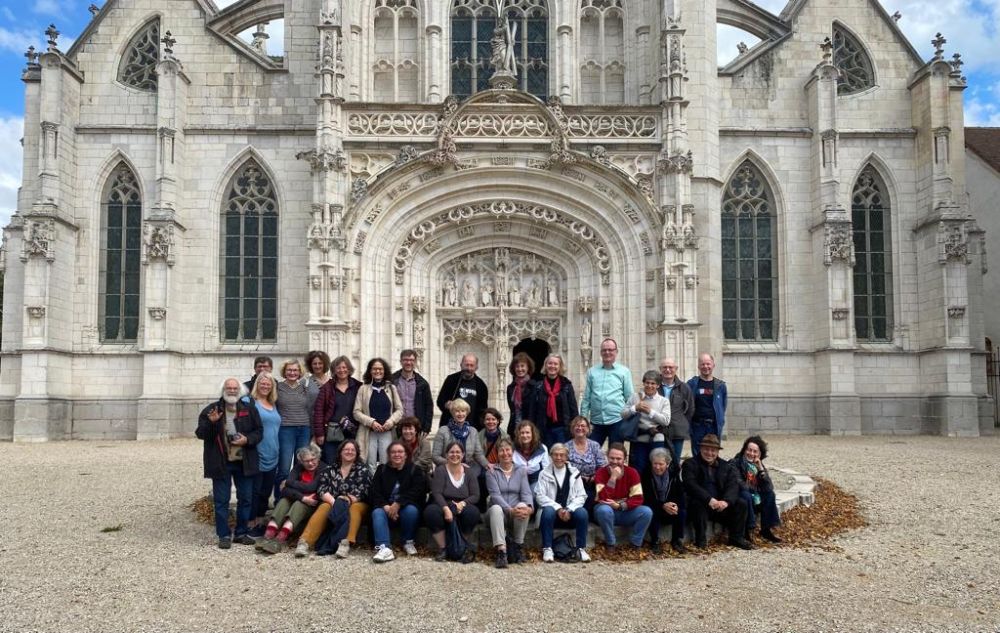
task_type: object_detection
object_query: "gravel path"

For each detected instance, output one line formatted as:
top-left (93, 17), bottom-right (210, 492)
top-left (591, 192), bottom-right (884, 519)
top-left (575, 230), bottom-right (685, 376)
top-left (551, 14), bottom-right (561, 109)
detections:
top-left (0, 435), bottom-right (997, 633)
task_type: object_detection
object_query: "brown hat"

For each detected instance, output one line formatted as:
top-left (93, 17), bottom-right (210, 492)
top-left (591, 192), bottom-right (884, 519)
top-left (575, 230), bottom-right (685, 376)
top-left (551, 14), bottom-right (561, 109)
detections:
top-left (699, 434), bottom-right (722, 449)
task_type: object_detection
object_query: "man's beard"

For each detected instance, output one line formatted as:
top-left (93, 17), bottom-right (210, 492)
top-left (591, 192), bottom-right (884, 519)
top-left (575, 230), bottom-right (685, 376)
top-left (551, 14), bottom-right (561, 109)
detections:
top-left (460, 370), bottom-right (474, 379)
top-left (223, 394), bottom-right (239, 405)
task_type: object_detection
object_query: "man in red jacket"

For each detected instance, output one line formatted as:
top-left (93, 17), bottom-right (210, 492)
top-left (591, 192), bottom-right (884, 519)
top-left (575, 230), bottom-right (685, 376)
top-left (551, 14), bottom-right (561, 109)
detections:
top-left (593, 443), bottom-right (653, 549)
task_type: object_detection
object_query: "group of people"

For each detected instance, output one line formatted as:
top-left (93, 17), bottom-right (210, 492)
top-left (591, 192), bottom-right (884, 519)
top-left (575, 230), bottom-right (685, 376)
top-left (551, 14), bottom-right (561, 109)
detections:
top-left (196, 342), bottom-right (782, 566)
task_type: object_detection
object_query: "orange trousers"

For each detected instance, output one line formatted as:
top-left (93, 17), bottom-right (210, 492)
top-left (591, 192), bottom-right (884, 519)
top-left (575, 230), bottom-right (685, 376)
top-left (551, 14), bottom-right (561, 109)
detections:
top-left (299, 501), bottom-right (369, 547)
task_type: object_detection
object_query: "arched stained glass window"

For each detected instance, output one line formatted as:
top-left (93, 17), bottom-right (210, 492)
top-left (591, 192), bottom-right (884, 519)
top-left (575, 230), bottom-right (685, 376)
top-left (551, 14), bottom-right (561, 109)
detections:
top-left (373, 0), bottom-right (420, 102)
top-left (221, 160), bottom-right (279, 342)
top-left (118, 19), bottom-right (160, 92)
top-left (580, 0), bottom-right (624, 104)
top-left (832, 24), bottom-right (874, 95)
top-left (100, 164), bottom-right (142, 342)
top-left (722, 161), bottom-right (778, 342)
top-left (450, 0), bottom-right (548, 99)
top-left (852, 166), bottom-right (893, 341)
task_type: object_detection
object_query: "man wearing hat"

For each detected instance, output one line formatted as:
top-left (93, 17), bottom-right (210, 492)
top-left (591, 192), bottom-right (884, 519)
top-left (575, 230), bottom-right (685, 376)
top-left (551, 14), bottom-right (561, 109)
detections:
top-left (681, 434), bottom-right (752, 550)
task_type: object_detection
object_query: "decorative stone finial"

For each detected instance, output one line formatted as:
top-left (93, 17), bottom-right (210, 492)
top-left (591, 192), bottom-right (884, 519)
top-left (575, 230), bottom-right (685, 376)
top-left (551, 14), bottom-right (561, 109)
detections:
top-left (932, 33), bottom-right (946, 60)
top-left (737, 41), bottom-right (748, 55)
top-left (45, 24), bottom-right (59, 51)
top-left (250, 23), bottom-right (269, 55)
top-left (89, 4), bottom-right (100, 16)
top-left (950, 53), bottom-right (963, 74)
top-left (891, 11), bottom-right (901, 22)
top-left (161, 30), bottom-right (176, 56)
top-left (24, 46), bottom-right (39, 67)
top-left (820, 37), bottom-right (833, 64)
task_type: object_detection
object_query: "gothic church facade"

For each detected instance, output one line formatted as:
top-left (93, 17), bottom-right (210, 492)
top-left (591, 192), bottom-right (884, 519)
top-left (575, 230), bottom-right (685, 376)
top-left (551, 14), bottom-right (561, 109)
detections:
top-left (0, 0), bottom-right (990, 440)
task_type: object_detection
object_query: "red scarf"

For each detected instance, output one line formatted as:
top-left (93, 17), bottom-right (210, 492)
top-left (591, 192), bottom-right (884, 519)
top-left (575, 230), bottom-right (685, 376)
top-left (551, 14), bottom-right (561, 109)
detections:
top-left (543, 376), bottom-right (561, 424)
top-left (513, 376), bottom-right (528, 411)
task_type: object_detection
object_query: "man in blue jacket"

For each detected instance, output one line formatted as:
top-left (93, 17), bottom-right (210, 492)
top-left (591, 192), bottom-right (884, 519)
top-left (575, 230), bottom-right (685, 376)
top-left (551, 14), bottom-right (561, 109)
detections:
top-left (687, 353), bottom-right (727, 449)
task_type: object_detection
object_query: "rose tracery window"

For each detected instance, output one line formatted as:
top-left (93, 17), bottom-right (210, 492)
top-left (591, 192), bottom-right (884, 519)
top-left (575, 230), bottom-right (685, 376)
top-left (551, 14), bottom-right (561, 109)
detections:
top-left (373, 0), bottom-right (420, 102)
top-left (852, 166), bottom-right (893, 341)
top-left (832, 24), bottom-right (874, 95)
top-left (580, 0), bottom-right (624, 104)
top-left (117, 19), bottom-right (160, 92)
top-left (450, 0), bottom-right (548, 99)
top-left (100, 164), bottom-right (143, 342)
top-left (221, 160), bottom-right (279, 342)
top-left (722, 161), bottom-right (778, 342)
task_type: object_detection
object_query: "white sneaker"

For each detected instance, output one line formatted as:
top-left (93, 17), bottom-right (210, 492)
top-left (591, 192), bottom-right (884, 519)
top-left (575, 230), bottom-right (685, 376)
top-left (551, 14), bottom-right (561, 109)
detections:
top-left (542, 547), bottom-right (554, 563)
top-left (372, 545), bottom-right (395, 563)
top-left (294, 541), bottom-right (309, 558)
top-left (403, 541), bottom-right (418, 556)
top-left (335, 540), bottom-right (350, 558)
top-left (578, 548), bottom-right (591, 563)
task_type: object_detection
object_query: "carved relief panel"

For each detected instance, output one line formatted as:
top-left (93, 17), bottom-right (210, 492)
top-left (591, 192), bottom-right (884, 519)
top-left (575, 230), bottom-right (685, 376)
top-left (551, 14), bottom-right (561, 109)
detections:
top-left (437, 247), bottom-right (566, 310)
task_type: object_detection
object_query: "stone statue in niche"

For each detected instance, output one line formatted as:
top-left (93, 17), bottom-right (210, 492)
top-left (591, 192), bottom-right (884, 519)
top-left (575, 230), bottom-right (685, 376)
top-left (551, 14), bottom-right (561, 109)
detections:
top-left (495, 275), bottom-right (507, 306)
top-left (413, 320), bottom-right (425, 347)
top-left (462, 280), bottom-right (477, 307)
top-left (527, 280), bottom-right (541, 308)
top-left (581, 318), bottom-right (592, 346)
top-left (509, 283), bottom-right (521, 307)
top-left (444, 278), bottom-right (457, 307)
top-left (481, 283), bottom-right (494, 307)
top-left (546, 278), bottom-right (559, 306)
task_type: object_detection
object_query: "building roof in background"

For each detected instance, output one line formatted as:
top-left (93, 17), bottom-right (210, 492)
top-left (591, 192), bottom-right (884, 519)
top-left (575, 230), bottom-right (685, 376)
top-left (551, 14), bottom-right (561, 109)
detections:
top-left (966, 128), bottom-right (1000, 174)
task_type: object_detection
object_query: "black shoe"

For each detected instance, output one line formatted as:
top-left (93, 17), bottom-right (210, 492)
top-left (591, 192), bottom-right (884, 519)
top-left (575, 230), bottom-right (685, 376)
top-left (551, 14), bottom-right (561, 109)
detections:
top-left (434, 549), bottom-right (447, 562)
top-left (233, 534), bottom-right (256, 546)
top-left (761, 528), bottom-right (783, 543)
top-left (509, 542), bottom-right (525, 564)
top-left (494, 550), bottom-right (508, 569)
top-left (248, 525), bottom-right (266, 538)
top-left (461, 548), bottom-right (477, 564)
top-left (649, 541), bottom-right (662, 554)
top-left (729, 538), bottom-right (755, 551)
top-left (694, 540), bottom-right (707, 549)
top-left (218, 537), bottom-right (232, 550)
top-left (671, 540), bottom-right (688, 554)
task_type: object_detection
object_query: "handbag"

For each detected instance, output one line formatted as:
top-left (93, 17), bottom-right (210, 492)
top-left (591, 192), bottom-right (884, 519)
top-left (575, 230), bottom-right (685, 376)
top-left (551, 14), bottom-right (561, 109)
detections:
top-left (325, 422), bottom-right (345, 443)
top-left (619, 411), bottom-right (642, 442)
top-left (444, 503), bottom-right (468, 561)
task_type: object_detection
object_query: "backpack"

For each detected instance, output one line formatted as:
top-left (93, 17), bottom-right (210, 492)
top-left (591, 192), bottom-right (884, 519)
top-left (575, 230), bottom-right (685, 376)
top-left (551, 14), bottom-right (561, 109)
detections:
top-left (552, 533), bottom-right (577, 562)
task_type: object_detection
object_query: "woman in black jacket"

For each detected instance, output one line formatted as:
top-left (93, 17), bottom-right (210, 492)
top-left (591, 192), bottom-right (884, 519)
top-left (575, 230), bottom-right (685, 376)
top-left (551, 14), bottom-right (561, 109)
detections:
top-left (505, 352), bottom-right (539, 437)
top-left (370, 440), bottom-right (428, 562)
top-left (530, 353), bottom-right (578, 448)
top-left (732, 435), bottom-right (782, 543)
top-left (257, 445), bottom-right (327, 555)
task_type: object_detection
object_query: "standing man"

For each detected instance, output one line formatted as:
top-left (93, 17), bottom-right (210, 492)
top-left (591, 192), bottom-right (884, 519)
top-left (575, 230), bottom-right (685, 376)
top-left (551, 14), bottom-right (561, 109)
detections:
top-left (437, 353), bottom-right (489, 431)
top-left (686, 352), bottom-right (727, 449)
top-left (660, 357), bottom-right (694, 460)
top-left (195, 377), bottom-right (262, 549)
top-left (580, 338), bottom-right (633, 447)
top-left (391, 349), bottom-right (434, 435)
top-left (244, 356), bottom-right (273, 393)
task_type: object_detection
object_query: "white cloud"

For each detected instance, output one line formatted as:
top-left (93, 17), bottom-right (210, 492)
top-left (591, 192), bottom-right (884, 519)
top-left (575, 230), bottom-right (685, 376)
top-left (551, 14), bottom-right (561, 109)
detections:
top-left (881, 0), bottom-right (999, 72)
top-left (0, 26), bottom-right (38, 55)
top-left (966, 81), bottom-right (1000, 126)
top-left (2, 7), bottom-right (17, 22)
top-left (0, 116), bottom-right (24, 229)
top-left (32, 0), bottom-right (62, 16)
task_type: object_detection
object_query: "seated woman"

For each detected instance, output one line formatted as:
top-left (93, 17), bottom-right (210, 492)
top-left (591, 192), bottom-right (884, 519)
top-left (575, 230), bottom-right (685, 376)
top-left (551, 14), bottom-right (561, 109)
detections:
top-left (370, 440), bottom-right (428, 562)
top-left (622, 370), bottom-right (671, 476)
top-left (257, 445), bottom-right (326, 555)
top-left (565, 416), bottom-right (607, 511)
top-left (732, 435), bottom-right (782, 543)
top-left (477, 407), bottom-right (508, 466)
top-left (484, 437), bottom-right (533, 568)
top-left (398, 417), bottom-right (434, 478)
top-left (535, 443), bottom-right (591, 563)
top-left (431, 400), bottom-right (488, 477)
top-left (512, 420), bottom-right (549, 488)
top-left (423, 441), bottom-right (481, 563)
top-left (640, 447), bottom-right (686, 554)
top-left (299, 440), bottom-right (372, 558)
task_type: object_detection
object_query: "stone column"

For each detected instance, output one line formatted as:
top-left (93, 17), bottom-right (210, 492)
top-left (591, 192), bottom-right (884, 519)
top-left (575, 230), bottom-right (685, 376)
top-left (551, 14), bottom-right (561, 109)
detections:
top-left (426, 25), bottom-right (443, 103)
top-left (557, 25), bottom-right (573, 103)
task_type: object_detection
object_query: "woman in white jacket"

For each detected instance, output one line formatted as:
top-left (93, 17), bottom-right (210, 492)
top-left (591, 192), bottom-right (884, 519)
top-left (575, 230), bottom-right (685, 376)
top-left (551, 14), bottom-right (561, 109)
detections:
top-left (534, 443), bottom-right (591, 563)
top-left (622, 370), bottom-right (672, 476)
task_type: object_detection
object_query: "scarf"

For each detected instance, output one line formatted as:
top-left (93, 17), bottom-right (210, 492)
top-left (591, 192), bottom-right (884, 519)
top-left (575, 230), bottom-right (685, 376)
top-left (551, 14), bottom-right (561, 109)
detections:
top-left (512, 376), bottom-right (529, 411)
top-left (543, 376), bottom-right (561, 424)
top-left (652, 470), bottom-right (672, 503)
top-left (745, 461), bottom-right (761, 505)
top-left (483, 428), bottom-right (501, 463)
top-left (448, 420), bottom-right (471, 448)
top-left (405, 437), bottom-right (419, 458)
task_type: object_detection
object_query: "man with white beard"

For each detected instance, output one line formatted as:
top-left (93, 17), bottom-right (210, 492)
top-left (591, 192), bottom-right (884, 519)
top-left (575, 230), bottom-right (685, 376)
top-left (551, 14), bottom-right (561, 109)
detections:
top-left (196, 377), bottom-right (263, 549)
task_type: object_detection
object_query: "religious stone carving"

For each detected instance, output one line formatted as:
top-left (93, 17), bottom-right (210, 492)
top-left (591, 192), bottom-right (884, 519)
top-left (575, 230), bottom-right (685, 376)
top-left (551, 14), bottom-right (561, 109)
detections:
top-left (350, 178), bottom-right (369, 205)
top-left (938, 222), bottom-right (969, 264)
top-left (413, 319), bottom-right (425, 347)
top-left (148, 307), bottom-right (167, 320)
top-left (442, 316), bottom-right (560, 350)
top-left (590, 146), bottom-right (612, 167)
top-left (823, 223), bottom-right (854, 266)
top-left (20, 219), bottom-right (55, 262)
top-left (396, 145), bottom-right (420, 165)
top-left (831, 308), bottom-right (849, 321)
top-left (578, 296), bottom-right (593, 313)
top-left (142, 222), bottom-right (175, 265)
top-left (437, 248), bottom-right (566, 314)
top-left (298, 149), bottom-right (348, 173)
top-left (27, 306), bottom-right (46, 319)
top-left (657, 150), bottom-right (693, 174)
top-left (948, 306), bottom-right (966, 318)
top-left (410, 296), bottom-right (428, 314)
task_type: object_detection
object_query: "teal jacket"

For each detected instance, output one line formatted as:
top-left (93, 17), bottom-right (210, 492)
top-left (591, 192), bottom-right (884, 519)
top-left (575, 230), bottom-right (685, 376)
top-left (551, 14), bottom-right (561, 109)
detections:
top-left (580, 363), bottom-right (633, 426)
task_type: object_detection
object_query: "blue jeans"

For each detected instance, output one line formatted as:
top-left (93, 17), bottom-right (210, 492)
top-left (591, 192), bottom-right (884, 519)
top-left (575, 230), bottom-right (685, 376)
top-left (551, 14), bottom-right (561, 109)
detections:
top-left (371, 504), bottom-right (421, 547)
top-left (542, 425), bottom-right (570, 450)
top-left (212, 461), bottom-right (255, 539)
top-left (629, 441), bottom-right (653, 476)
top-left (689, 422), bottom-right (715, 455)
top-left (588, 420), bottom-right (623, 449)
top-left (741, 489), bottom-right (781, 533)
top-left (671, 439), bottom-right (685, 462)
top-left (539, 506), bottom-right (589, 549)
top-left (275, 425), bottom-right (312, 498)
top-left (594, 503), bottom-right (653, 547)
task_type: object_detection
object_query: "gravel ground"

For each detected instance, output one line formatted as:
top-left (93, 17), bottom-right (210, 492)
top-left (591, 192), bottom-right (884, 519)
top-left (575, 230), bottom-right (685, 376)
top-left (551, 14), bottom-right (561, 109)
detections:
top-left (0, 435), bottom-right (998, 633)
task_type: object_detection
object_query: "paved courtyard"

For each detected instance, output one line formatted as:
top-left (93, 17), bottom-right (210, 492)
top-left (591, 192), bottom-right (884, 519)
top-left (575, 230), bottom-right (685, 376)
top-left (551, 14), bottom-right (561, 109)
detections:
top-left (0, 435), bottom-right (997, 633)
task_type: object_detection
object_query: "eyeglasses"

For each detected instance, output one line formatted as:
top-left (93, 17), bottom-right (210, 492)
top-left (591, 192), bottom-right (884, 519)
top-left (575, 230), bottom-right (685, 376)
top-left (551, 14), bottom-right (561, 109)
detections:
top-left (600, 348), bottom-right (616, 353)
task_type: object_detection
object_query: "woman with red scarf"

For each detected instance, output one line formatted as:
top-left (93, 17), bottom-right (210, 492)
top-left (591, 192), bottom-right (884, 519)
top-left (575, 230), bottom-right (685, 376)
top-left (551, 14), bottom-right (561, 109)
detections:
top-left (529, 353), bottom-right (579, 448)
top-left (505, 353), bottom-right (539, 437)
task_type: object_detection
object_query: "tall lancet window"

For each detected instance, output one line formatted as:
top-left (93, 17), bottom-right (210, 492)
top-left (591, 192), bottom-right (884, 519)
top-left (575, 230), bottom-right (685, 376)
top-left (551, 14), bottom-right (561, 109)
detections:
top-left (579, 0), bottom-right (625, 104)
top-left (450, 0), bottom-right (549, 99)
top-left (832, 24), bottom-right (875, 95)
top-left (373, 0), bottom-right (420, 102)
top-left (852, 166), bottom-right (893, 341)
top-left (722, 161), bottom-right (778, 342)
top-left (221, 160), bottom-right (279, 342)
top-left (118, 19), bottom-right (160, 92)
top-left (100, 164), bottom-right (143, 342)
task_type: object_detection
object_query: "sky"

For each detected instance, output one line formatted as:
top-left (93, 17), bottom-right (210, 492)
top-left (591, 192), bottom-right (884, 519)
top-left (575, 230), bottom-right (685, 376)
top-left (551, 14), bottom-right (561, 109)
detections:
top-left (0, 0), bottom-right (997, 229)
